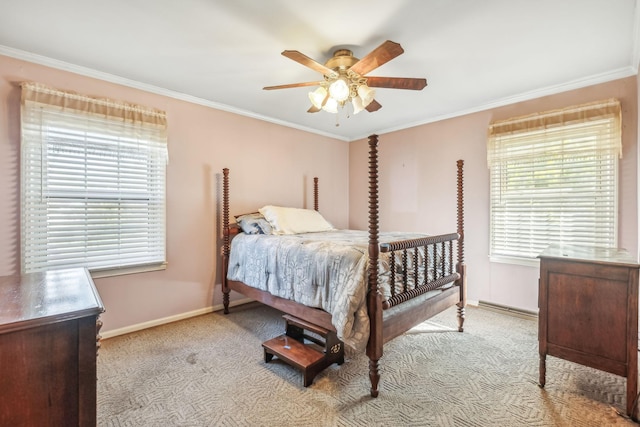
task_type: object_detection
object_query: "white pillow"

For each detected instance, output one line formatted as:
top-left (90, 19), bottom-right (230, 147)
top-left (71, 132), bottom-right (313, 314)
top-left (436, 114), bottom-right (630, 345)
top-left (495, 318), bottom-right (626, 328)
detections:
top-left (258, 205), bottom-right (334, 235)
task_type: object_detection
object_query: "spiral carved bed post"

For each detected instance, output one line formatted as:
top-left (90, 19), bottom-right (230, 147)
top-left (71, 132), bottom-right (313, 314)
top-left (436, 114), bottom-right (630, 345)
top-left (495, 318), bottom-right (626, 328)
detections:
top-left (456, 160), bottom-right (467, 332)
top-left (366, 134), bottom-right (383, 398)
top-left (222, 168), bottom-right (231, 314)
top-left (313, 177), bottom-right (319, 211)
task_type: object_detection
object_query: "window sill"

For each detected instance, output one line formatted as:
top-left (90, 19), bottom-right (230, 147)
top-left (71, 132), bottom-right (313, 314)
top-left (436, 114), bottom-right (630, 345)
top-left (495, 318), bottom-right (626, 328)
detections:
top-left (90, 262), bottom-right (167, 279)
top-left (489, 255), bottom-right (540, 268)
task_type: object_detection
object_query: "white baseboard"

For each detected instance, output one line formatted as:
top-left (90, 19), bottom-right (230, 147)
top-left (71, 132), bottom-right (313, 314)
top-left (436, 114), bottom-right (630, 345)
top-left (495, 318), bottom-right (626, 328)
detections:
top-left (100, 297), bottom-right (253, 339)
top-left (477, 300), bottom-right (538, 319)
top-left (101, 297), bottom-right (482, 340)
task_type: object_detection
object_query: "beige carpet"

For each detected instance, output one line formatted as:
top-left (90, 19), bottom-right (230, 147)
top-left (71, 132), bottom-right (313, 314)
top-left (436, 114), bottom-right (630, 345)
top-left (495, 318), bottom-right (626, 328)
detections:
top-left (97, 303), bottom-right (637, 426)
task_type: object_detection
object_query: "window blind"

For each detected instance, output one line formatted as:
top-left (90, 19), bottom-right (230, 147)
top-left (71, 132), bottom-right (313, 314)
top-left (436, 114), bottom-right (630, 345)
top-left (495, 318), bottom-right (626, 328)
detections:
top-left (487, 99), bottom-right (621, 260)
top-left (20, 83), bottom-right (168, 274)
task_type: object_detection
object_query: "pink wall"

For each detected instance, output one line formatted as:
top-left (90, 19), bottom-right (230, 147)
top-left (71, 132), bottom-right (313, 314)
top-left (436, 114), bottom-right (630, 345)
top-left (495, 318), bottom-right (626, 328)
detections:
top-left (0, 55), bottom-right (350, 333)
top-left (1, 53), bottom-right (637, 330)
top-left (350, 77), bottom-right (638, 313)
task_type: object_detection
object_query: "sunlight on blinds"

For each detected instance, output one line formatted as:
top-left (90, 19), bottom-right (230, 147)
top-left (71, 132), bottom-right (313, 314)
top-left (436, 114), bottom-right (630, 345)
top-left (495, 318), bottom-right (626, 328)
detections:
top-left (20, 82), bottom-right (168, 273)
top-left (487, 99), bottom-right (621, 260)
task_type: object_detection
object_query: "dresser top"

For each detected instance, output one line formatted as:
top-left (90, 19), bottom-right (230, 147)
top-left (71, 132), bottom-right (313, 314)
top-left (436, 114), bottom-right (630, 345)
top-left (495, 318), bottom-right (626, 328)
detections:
top-left (0, 268), bottom-right (104, 334)
top-left (538, 244), bottom-right (640, 268)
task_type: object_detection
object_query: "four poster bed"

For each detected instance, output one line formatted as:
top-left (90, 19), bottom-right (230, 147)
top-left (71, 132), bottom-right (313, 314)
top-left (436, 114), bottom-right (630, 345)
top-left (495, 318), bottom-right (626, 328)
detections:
top-left (221, 134), bottom-right (467, 397)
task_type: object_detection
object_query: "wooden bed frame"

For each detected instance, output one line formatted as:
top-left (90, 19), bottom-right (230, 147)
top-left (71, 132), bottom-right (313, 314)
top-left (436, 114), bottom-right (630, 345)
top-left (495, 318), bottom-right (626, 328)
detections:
top-left (221, 134), bottom-right (466, 397)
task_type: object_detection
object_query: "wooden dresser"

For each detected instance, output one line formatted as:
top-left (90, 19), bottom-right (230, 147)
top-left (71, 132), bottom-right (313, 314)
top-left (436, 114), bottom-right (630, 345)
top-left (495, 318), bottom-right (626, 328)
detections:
top-left (0, 268), bottom-right (105, 427)
top-left (538, 244), bottom-right (639, 419)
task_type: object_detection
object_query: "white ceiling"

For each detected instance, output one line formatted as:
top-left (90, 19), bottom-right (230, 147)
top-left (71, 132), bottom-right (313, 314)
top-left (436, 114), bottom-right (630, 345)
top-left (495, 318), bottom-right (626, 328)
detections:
top-left (1, 0), bottom-right (639, 141)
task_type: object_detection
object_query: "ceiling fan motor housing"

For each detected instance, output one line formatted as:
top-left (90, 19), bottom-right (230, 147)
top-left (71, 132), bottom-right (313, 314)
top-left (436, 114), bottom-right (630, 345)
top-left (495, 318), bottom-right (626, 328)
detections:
top-left (325, 49), bottom-right (359, 73)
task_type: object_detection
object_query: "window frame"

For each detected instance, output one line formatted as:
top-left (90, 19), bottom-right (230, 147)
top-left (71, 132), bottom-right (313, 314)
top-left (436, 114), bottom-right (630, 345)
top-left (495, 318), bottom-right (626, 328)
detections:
top-left (20, 83), bottom-right (168, 276)
top-left (487, 99), bottom-right (621, 265)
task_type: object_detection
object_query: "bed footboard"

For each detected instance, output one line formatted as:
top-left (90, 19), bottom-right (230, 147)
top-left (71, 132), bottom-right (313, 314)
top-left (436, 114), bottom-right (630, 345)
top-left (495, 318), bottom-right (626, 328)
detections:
top-left (380, 233), bottom-right (461, 310)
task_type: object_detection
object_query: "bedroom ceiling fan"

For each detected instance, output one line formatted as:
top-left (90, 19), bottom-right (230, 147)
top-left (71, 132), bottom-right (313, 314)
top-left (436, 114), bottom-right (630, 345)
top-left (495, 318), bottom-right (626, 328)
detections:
top-left (263, 40), bottom-right (427, 115)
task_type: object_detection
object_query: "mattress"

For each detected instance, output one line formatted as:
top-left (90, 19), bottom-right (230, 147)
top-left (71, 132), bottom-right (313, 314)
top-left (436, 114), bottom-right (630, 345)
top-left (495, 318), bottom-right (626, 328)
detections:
top-left (227, 229), bottom-right (448, 351)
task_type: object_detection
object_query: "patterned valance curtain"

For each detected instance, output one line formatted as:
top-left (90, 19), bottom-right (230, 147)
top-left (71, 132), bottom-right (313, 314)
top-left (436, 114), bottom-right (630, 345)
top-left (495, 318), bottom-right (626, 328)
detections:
top-left (487, 98), bottom-right (621, 167)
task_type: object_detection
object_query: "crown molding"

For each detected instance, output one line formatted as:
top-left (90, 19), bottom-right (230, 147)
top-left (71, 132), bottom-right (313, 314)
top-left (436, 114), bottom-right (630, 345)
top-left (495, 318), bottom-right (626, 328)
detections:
top-left (355, 66), bottom-right (638, 142)
top-left (1, 44), bottom-right (635, 144)
top-left (0, 45), bottom-right (349, 142)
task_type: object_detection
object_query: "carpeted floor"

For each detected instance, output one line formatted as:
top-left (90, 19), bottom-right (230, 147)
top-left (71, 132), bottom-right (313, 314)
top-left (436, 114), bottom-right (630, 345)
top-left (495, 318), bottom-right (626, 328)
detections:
top-left (97, 304), bottom-right (638, 426)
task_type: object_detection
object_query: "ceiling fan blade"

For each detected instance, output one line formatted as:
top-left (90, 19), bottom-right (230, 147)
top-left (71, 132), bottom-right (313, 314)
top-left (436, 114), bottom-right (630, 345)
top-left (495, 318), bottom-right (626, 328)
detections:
top-left (263, 81), bottom-right (323, 90)
top-left (307, 105), bottom-right (321, 113)
top-left (365, 76), bottom-right (427, 91)
top-left (366, 100), bottom-right (382, 112)
top-left (282, 50), bottom-right (336, 76)
top-left (349, 40), bottom-right (404, 76)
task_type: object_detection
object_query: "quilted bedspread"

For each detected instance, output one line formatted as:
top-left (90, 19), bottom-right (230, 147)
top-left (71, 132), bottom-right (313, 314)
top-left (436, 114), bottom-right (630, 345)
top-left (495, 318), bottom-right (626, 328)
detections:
top-left (227, 229), bottom-right (446, 351)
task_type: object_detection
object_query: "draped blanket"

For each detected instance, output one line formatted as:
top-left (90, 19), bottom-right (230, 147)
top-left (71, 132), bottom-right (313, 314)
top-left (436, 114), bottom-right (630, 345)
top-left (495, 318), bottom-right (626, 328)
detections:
top-left (227, 230), bottom-right (446, 351)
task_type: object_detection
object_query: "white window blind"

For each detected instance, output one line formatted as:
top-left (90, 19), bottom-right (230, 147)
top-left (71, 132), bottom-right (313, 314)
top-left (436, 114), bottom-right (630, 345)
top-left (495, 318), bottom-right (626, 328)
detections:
top-left (487, 99), bottom-right (621, 260)
top-left (20, 82), bottom-right (168, 274)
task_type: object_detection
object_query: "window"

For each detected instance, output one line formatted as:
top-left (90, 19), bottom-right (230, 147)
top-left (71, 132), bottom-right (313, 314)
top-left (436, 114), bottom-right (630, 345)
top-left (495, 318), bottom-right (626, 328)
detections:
top-left (20, 83), bottom-right (168, 275)
top-left (487, 99), bottom-right (621, 262)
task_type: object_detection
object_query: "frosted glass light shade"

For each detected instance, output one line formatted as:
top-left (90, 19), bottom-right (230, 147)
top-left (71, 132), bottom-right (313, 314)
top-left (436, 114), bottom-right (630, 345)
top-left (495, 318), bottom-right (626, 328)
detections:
top-left (322, 97), bottom-right (339, 113)
top-left (357, 84), bottom-right (375, 107)
top-left (328, 78), bottom-right (349, 102)
top-left (308, 87), bottom-right (328, 109)
top-left (352, 96), bottom-right (364, 114)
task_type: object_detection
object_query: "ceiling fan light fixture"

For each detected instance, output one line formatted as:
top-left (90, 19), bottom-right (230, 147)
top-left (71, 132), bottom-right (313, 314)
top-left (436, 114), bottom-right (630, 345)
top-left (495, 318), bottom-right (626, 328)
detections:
top-left (322, 97), bottom-right (339, 113)
top-left (328, 77), bottom-right (350, 102)
top-left (265, 41), bottom-right (426, 116)
top-left (351, 96), bottom-right (365, 114)
top-left (357, 84), bottom-right (375, 107)
top-left (308, 86), bottom-right (328, 109)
